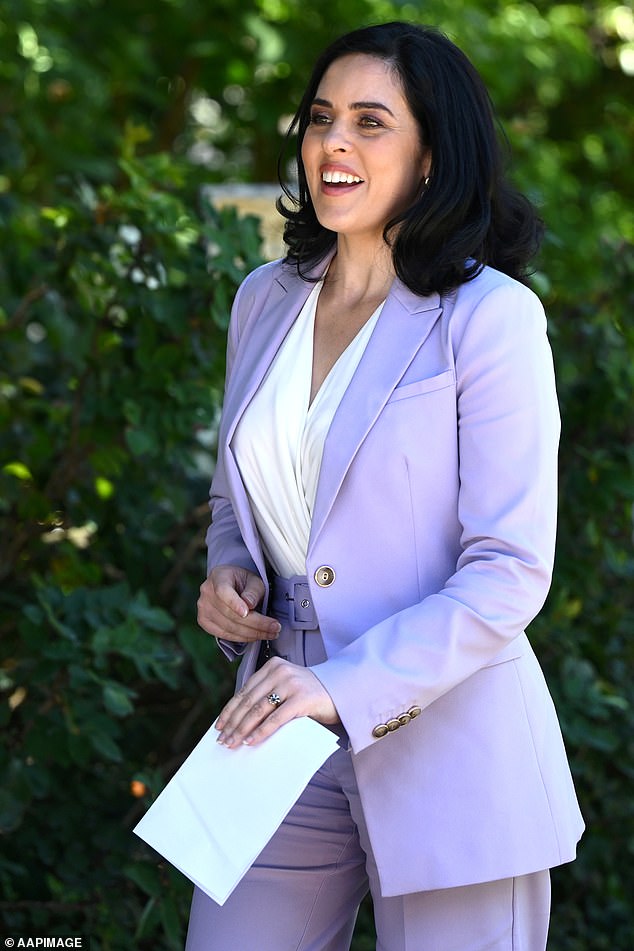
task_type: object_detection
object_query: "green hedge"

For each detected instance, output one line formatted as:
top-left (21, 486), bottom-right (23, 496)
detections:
top-left (0, 151), bottom-right (264, 947)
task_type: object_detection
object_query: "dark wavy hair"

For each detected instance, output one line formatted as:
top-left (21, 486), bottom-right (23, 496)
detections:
top-left (276, 22), bottom-right (543, 295)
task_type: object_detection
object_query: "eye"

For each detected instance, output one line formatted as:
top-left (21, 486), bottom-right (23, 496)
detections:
top-left (358, 115), bottom-right (383, 129)
top-left (308, 112), bottom-right (331, 126)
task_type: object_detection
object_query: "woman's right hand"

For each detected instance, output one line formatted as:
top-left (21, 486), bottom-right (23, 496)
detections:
top-left (197, 565), bottom-right (281, 643)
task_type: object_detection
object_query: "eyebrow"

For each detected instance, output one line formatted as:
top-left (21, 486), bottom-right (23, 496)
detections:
top-left (311, 97), bottom-right (395, 118)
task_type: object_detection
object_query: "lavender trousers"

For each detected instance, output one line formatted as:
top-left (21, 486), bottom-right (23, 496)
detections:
top-left (185, 577), bottom-right (551, 951)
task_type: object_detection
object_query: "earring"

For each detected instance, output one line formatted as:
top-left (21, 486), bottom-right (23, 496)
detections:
top-left (424, 176), bottom-right (430, 187)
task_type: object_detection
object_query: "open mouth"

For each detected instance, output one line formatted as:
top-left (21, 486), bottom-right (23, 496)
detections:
top-left (321, 171), bottom-right (364, 186)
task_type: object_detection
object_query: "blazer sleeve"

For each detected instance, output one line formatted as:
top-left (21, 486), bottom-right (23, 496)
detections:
top-left (205, 273), bottom-right (257, 577)
top-left (311, 281), bottom-right (561, 754)
top-left (204, 264), bottom-right (281, 659)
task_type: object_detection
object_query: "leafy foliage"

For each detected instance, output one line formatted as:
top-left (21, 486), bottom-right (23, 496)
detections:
top-left (0, 149), bottom-right (264, 945)
top-left (1, 0), bottom-right (633, 948)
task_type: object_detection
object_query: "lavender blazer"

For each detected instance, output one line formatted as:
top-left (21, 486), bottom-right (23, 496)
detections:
top-left (205, 253), bottom-right (584, 896)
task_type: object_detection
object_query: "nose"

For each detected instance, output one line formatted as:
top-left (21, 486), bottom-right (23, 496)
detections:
top-left (322, 119), bottom-right (349, 153)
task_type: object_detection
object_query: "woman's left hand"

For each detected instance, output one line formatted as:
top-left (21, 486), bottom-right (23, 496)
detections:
top-left (216, 657), bottom-right (340, 748)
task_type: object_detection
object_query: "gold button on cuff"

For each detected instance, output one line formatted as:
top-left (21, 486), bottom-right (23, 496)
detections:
top-left (372, 723), bottom-right (389, 739)
top-left (314, 565), bottom-right (335, 587)
top-left (373, 705), bottom-right (422, 739)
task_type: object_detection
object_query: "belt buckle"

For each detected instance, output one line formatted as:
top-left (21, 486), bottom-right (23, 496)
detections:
top-left (287, 580), bottom-right (316, 630)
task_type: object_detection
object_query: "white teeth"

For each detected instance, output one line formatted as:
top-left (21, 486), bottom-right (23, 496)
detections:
top-left (322, 170), bottom-right (363, 184)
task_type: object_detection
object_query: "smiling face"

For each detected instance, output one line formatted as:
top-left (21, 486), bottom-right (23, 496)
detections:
top-left (300, 53), bottom-right (430, 246)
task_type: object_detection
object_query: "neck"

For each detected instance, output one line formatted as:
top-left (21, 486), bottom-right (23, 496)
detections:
top-left (324, 235), bottom-right (395, 305)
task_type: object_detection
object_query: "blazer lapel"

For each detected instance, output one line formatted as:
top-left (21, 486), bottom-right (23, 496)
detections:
top-left (222, 273), bottom-right (307, 432)
top-left (218, 259), bottom-right (331, 574)
top-left (309, 281), bottom-right (443, 551)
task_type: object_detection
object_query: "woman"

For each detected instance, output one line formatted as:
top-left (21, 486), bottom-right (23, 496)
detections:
top-left (189, 21), bottom-right (584, 951)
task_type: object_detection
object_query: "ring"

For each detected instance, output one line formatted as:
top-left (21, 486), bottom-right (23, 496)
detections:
top-left (267, 692), bottom-right (282, 707)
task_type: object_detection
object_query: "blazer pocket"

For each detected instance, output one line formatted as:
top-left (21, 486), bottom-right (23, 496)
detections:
top-left (481, 635), bottom-right (527, 669)
top-left (387, 368), bottom-right (455, 403)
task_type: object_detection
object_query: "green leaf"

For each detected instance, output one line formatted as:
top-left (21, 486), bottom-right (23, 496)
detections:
top-left (2, 461), bottom-right (33, 480)
top-left (102, 681), bottom-right (136, 717)
top-left (90, 730), bottom-right (123, 763)
top-left (125, 427), bottom-right (157, 457)
top-left (129, 594), bottom-right (174, 633)
top-left (125, 861), bottom-right (162, 898)
top-left (160, 894), bottom-right (184, 948)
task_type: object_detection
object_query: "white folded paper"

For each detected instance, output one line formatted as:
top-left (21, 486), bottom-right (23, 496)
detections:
top-left (133, 717), bottom-right (339, 905)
